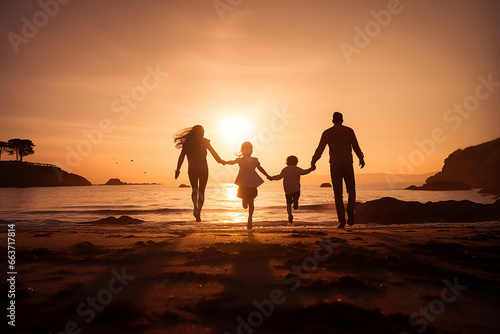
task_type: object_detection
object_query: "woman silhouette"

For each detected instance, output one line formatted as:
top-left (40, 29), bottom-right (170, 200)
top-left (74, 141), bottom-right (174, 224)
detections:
top-left (174, 125), bottom-right (224, 221)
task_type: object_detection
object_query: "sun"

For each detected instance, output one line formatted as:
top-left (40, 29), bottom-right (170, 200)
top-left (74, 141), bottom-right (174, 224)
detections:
top-left (219, 116), bottom-right (252, 144)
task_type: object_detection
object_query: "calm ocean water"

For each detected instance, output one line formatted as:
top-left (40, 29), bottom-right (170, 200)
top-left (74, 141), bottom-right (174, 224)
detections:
top-left (0, 182), bottom-right (497, 230)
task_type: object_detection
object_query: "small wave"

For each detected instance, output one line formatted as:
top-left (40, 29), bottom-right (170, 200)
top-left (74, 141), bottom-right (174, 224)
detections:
top-left (60, 204), bottom-right (141, 209)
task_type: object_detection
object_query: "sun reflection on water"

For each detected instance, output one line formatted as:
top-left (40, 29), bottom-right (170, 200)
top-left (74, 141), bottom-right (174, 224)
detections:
top-left (217, 184), bottom-right (247, 224)
top-left (225, 183), bottom-right (239, 201)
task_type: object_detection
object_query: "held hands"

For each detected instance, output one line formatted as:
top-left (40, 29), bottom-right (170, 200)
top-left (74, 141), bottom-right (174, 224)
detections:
top-left (310, 163), bottom-right (316, 171)
top-left (359, 158), bottom-right (365, 169)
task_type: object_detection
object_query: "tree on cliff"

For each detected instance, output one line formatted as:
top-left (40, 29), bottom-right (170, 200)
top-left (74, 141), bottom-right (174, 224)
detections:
top-left (0, 141), bottom-right (8, 161)
top-left (7, 139), bottom-right (35, 161)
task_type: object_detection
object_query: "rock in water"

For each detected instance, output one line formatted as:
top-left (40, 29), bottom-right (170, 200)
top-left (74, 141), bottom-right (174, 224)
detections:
top-left (105, 178), bottom-right (126, 185)
top-left (355, 197), bottom-right (500, 224)
top-left (81, 216), bottom-right (143, 225)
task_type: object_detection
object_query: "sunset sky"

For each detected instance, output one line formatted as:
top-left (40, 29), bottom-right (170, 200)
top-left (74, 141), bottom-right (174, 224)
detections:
top-left (1, 0), bottom-right (499, 185)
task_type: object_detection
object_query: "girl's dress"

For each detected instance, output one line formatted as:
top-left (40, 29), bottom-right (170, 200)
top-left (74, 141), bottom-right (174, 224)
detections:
top-left (234, 157), bottom-right (263, 200)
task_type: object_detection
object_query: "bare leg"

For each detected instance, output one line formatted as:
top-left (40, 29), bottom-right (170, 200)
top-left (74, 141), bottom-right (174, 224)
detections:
top-left (287, 203), bottom-right (293, 225)
top-left (196, 169), bottom-right (208, 221)
top-left (191, 188), bottom-right (198, 209)
top-left (247, 200), bottom-right (254, 229)
top-left (188, 171), bottom-right (201, 221)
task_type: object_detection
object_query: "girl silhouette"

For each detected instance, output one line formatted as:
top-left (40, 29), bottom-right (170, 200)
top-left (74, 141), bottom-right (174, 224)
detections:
top-left (174, 125), bottom-right (224, 221)
top-left (223, 141), bottom-right (271, 229)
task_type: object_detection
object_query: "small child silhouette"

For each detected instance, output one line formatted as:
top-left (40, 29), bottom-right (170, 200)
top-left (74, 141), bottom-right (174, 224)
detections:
top-left (269, 155), bottom-right (313, 225)
top-left (222, 142), bottom-right (271, 229)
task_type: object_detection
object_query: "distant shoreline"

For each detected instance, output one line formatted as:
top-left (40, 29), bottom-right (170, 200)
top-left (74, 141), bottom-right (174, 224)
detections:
top-left (0, 160), bottom-right (91, 187)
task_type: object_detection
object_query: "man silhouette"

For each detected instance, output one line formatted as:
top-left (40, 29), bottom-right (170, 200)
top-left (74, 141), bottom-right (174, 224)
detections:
top-left (311, 112), bottom-right (365, 228)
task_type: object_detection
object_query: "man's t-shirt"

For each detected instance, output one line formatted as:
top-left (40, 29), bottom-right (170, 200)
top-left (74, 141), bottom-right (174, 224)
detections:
top-left (312, 125), bottom-right (363, 165)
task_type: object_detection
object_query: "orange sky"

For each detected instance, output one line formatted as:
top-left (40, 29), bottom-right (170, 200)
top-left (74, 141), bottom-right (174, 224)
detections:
top-left (1, 0), bottom-right (499, 185)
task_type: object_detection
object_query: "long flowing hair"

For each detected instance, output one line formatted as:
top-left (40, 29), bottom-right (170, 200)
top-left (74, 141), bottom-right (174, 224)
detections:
top-left (173, 125), bottom-right (204, 149)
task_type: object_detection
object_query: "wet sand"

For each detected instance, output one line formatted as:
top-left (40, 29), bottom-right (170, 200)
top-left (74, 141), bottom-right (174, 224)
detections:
top-left (2, 221), bottom-right (500, 334)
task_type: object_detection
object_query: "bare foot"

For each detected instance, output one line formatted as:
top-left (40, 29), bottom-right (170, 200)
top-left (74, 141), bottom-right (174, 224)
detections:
top-left (194, 209), bottom-right (201, 222)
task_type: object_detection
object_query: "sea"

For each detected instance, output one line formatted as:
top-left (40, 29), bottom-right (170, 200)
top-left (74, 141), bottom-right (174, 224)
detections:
top-left (0, 182), bottom-right (497, 231)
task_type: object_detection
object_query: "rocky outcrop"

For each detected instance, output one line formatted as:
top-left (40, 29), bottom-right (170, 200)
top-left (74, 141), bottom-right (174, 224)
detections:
top-left (105, 178), bottom-right (126, 185)
top-left (0, 161), bottom-right (91, 187)
top-left (355, 197), bottom-right (500, 225)
top-left (405, 181), bottom-right (471, 191)
top-left (425, 137), bottom-right (500, 193)
top-left (320, 183), bottom-right (332, 188)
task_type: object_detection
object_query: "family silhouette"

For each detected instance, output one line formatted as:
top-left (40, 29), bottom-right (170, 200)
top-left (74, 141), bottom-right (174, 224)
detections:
top-left (174, 112), bottom-right (364, 229)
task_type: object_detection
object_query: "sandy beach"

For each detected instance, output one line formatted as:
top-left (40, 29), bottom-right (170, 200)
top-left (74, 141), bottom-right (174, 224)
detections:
top-left (3, 221), bottom-right (500, 334)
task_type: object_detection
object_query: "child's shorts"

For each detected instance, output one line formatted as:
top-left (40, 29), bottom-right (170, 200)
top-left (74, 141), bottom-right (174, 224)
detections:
top-left (237, 187), bottom-right (258, 200)
top-left (285, 191), bottom-right (300, 204)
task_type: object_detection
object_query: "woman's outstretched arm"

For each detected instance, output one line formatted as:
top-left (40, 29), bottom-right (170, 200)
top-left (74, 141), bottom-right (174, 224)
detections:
top-left (175, 147), bottom-right (186, 179)
top-left (206, 141), bottom-right (225, 164)
top-left (224, 159), bottom-right (238, 165)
